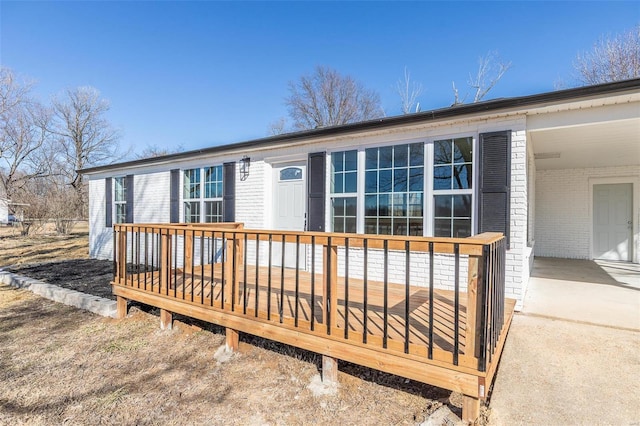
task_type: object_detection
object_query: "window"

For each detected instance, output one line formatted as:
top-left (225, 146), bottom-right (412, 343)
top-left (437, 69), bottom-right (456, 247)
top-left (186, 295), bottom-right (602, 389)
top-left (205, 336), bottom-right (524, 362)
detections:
top-left (183, 166), bottom-right (223, 223)
top-left (331, 150), bottom-right (357, 233)
top-left (364, 143), bottom-right (424, 236)
top-left (280, 167), bottom-right (303, 180)
top-left (433, 137), bottom-right (473, 237)
top-left (114, 177), bottom-right (126, 224)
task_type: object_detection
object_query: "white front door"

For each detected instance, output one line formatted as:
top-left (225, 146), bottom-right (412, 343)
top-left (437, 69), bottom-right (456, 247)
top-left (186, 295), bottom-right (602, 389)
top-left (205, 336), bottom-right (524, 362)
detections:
top-left (593, 183), bottom-right (633, 261)
top-left (273, 162), bottom-right (307, 268)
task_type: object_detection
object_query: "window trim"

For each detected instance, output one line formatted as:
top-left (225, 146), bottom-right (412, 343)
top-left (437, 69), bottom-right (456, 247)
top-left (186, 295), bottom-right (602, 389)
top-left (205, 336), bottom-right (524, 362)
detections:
top-left (182, 166), bottom-right (224, 223)
top-left (113, 176), bottom-right (127, 224)
top-left (327, 133), bottom-right (478, 237)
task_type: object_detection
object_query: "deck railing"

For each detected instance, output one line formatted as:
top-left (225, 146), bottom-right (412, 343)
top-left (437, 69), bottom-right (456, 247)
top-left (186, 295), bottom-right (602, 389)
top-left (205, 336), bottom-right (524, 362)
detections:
top-left (112, 223), bottom-right (506, 373)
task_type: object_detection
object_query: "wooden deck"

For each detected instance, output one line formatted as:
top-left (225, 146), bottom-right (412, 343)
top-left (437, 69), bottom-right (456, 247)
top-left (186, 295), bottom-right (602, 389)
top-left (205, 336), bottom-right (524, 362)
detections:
top-left (112, 223), bottom-right (515, 422)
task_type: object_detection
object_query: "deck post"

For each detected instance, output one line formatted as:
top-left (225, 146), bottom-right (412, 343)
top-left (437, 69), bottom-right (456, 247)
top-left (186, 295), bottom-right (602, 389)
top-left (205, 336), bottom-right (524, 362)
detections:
top-left (322, 244), bottom-right (338, 333)
top-left (466, 255), bottom-right (480, 361)
top-left (184, 230), bottom-right (193, 274)
top-left (322, 355), bottom-right (338, 383)
top-left (160, 231), bottom-right (171, 293)
top-left (118, 229), bottom-right (127, 283)
top-left (223, 238), bottom-right (233, 306)
top-left (116, 296), bottom-right (128, 319)
top-left (462, 395), bottom-right (480, 423)
top-left (160, 309), bottom-right (173, 330)
top-left (226, 328), bottom-right (239, 351)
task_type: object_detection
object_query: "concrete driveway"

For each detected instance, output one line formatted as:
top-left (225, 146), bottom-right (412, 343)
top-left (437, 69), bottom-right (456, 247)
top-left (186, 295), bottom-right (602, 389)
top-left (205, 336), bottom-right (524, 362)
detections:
top-left (489, 257), bottom-right (640, 425)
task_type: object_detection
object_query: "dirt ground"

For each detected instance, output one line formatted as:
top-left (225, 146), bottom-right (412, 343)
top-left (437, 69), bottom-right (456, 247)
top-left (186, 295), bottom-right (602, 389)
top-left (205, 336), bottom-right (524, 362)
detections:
top-left (0, 224), bottom-right (478, 425)
top-left (0, 221), bottom-right (89, 266)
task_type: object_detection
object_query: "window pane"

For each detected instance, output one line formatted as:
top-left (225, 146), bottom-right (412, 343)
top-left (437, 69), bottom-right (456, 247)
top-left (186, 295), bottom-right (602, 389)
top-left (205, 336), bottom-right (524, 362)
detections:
top-left (453, 219), bottom-right (471, 237)
top-left (365, 171), bottom-right (377, 193)
top-left (344, 171), bottom-right (357, 193)
top-left (434, 140), bottom-right (451, 165)
top-left (379, 169), bottom-right (392, 192)
top-left (365, 218), bottom-right (377, 234)
top-left (392, 193), bottom-right (406, 217)
top-left (408, 193), bottom-right (423, 217)
top-left (393, 217), bottom-right (407, 235)
top-left (345, 217), bottom-right (356, 233)
top-left (378, 217), bottom-right (392, 235)
top-left (433, 166), bottom-right (452, 190)
top-left (410, 143), bottom-right (424, 167)
top-left (394, 144), bottom-right (407, 167)
top-left (345, 197), bottom-right (357, 216)
top-left (334, 219), bottom-right (344, 233)
top-left (409, 167), bottom-right (424, 191)
top-left (434, 218), bottom-right (452, 237)
top-left (331, 152), bottom-right (344, 173)
top-left (453, 195), bottom-right (472, 217)
top-left (344, 150), bottom-right (357, 171)
top-left (205, 201), bottom-right (222, 223)
top-left (379, 146), bottom-right (393, 169)
top-left (184, 201), bottom-right (200, 223)
top-left (453, 137), bottom-right (473, 164)
top-left (394, 168), bottom-right (407, 192)
top-left (434, 195), bottom-right (452, 217)
top-left (378, 194), bottom-right (390, 216)
top-left (333, 173), bottom-right (344, 194)
top-left (280, 167), bottom-right (302, 180)
top-left (408, 219), bottom-right (423, 236)
top-left (365, 149), bottom-right (378, 170)
top-left (333, 198), bottom-right (344, 216)
top-left (365, 195), bottom-right (377, 216)
top-left (452, 164), bottom-right (472, 189)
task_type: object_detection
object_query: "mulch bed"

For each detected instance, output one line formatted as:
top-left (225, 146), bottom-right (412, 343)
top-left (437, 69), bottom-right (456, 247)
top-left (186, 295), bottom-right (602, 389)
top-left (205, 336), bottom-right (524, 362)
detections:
top-left (6, 259), bottom-right (115, 300)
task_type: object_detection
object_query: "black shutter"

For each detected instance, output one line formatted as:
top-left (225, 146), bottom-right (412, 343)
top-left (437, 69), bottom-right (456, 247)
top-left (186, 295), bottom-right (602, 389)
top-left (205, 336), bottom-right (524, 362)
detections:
top-left (105, 178), bottom-right (112, 228)
top-left (307, 152), bottom-right (326, 232)
top-left (170, 169), bottom-right (180, 223)
top-left (125, 174), bottom-right (134, 223)
top-left (223, 162), bottom-right (236, 222)
top-left (477, 131), bottom-right (511, 248)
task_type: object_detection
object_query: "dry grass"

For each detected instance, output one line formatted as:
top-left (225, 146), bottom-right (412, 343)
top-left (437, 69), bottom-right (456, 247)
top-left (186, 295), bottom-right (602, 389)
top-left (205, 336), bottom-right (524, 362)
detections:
top-left (0, 227), bottom-right (465, 425)
top-left (0, 221), bottom-right (89, 266)
top-left (0, 285), bottom-right (451, 425)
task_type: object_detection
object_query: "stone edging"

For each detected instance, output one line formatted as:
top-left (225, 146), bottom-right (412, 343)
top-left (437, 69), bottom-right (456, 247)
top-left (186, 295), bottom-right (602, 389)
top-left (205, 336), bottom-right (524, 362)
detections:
top-left (0, 269), bottom-right (117, 318)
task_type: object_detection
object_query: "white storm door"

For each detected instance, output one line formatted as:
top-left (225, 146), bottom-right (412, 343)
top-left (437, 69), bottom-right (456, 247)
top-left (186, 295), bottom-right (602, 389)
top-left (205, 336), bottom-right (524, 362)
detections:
top-left (273, 163), bottom-right (307, 269)
top-left (593, 183), bottom-right (633, 261)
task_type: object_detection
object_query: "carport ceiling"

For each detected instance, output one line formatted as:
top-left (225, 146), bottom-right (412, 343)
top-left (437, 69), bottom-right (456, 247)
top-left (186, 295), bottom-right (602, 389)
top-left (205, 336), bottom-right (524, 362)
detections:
top-left (528, 102), bottom-right (640, 170)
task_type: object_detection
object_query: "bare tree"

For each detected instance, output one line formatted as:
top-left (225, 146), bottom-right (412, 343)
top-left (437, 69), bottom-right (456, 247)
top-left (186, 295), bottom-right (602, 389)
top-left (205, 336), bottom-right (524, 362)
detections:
top-left (0, 67), bottom-right (33, 118)
top-left (286, 66), bottom-right (383, 130)
top-left (396, 67), bottom-right (423, 114)
top-left (136, 143), bottom-right (184, 159)
top-left (49, 86), bottom-right (121, 215)
top-left (267, 117), bottom-right (288, 136)
top-left (0, 102), bottom-right (51, 199)
top-left (452, 51), bottom-right (512, 105)
top-left (574, 25), bottom-right (640, 85)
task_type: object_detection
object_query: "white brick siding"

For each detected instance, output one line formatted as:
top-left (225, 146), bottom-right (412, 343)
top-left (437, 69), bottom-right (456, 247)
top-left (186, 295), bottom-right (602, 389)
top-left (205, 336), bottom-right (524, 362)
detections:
top-left (87, 115), bottom-right (532, 306)
top-left (535, 165), bottom-right (640, 261)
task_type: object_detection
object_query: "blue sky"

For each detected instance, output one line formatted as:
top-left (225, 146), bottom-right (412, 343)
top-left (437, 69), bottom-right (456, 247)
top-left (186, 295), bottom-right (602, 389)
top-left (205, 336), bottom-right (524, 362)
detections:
top-left (2, 1), bottom-right (638, 156)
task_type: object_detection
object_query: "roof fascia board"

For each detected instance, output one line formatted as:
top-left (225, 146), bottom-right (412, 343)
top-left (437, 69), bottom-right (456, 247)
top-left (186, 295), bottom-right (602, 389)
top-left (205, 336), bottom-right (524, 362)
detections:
top-left (80, 78), bottom-right (640, 175)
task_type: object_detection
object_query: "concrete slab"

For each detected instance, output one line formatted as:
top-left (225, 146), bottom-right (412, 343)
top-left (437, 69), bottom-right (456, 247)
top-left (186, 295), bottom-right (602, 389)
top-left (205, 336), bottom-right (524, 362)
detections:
top-left (490, 315), bottom-right (640, 425)
top-left (489, 257), bottom-right (640, 425)
top-left (522, 257), bottom-right (640, 330)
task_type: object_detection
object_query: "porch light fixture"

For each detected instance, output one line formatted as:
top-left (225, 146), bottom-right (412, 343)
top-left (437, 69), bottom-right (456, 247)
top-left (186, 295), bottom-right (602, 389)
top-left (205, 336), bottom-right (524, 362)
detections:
top-left (240, 155), bottom-right (251, 181)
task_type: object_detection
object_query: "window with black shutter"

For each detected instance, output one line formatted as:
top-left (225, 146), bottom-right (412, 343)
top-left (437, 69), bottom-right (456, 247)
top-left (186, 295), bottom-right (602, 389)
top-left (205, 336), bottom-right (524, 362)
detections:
top-left (125, 174), bottom-right (134, 223)
top-left (307, 152), bottom-right (326, 232)
top-left (105, 178), bottom-right (112, 228)
top-left (223, 162), bottom-right (235, 222)
top-left (477, 131), bottom-right (511, 248)
top-left (170, 169), bottom-right (180, 223)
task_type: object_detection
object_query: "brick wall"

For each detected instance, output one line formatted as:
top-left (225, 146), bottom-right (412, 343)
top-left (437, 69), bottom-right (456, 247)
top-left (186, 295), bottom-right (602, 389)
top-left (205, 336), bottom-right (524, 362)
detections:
top-left (535, 165), bottom-right (640, 259)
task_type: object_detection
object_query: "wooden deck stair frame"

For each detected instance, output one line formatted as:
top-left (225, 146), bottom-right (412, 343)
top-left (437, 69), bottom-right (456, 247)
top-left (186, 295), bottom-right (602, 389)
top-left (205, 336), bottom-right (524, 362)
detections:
top-left (112, 223), bottom-right (515, 423)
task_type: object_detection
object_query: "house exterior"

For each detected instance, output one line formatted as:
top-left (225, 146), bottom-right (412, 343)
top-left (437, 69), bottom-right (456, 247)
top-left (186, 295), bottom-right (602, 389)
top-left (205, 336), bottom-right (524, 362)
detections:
top-left (81, 79), bottom-right (640, 309)
top-left (0, 198), bottom-right (8, 225)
